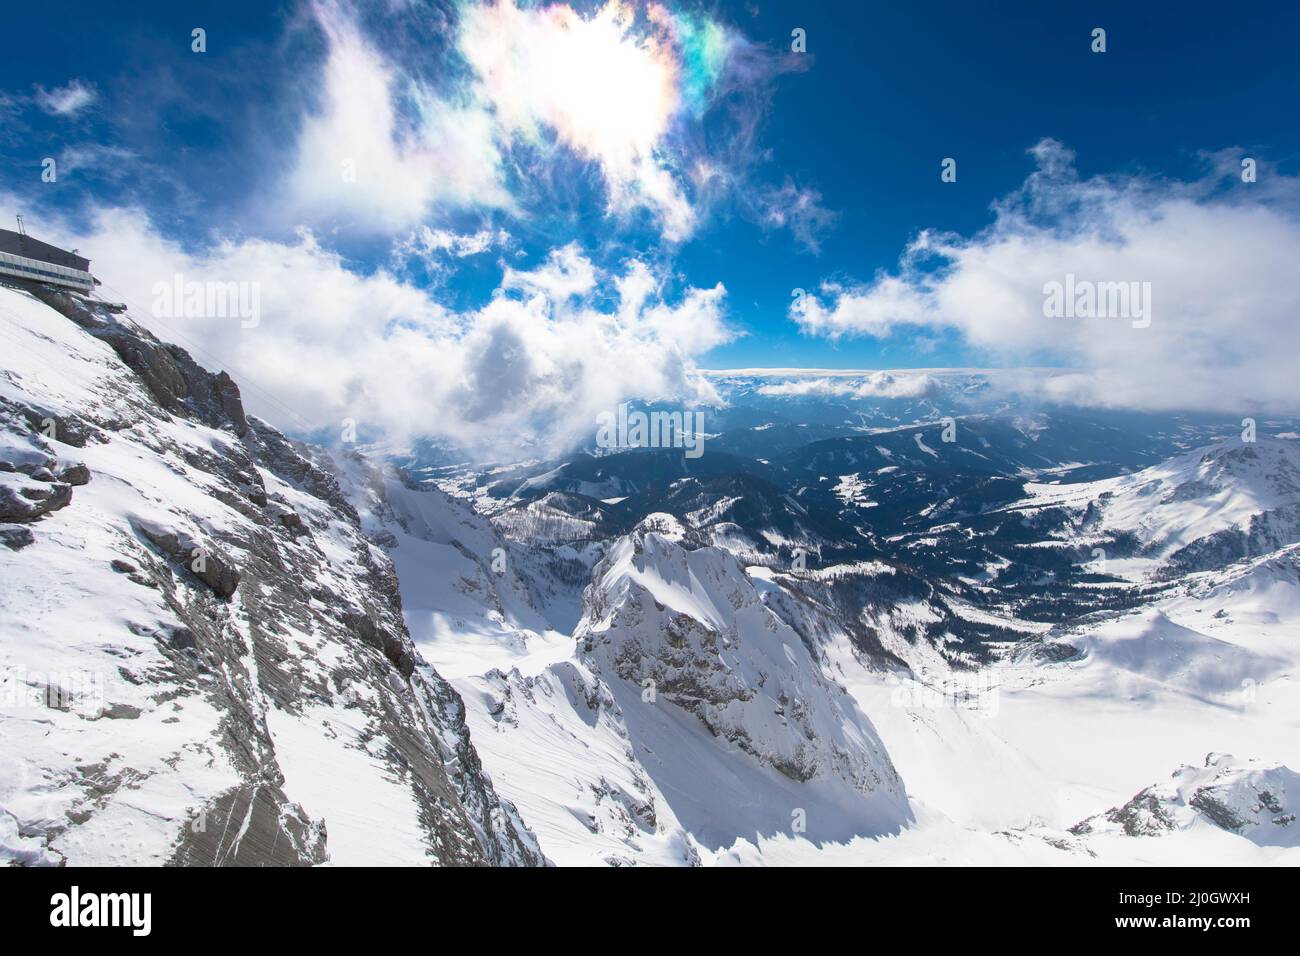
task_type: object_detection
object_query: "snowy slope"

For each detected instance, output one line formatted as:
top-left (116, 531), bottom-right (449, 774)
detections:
top-left (343, 470), bottom-right (702, 865)
top-left (330, 451), bottom-right (595, 673)
top-left (348, 470), bottom-right (914, 863)
top-left (330, 456), bottom-right (687, 865)
top-left (0, 285), bottom-right (541, 866)
top-left (342, 431), bottom-right (1300, 866)
top-left (814, 542), bottom-right (1300, 865)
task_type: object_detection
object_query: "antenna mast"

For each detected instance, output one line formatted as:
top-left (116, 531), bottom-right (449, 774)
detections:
top-left (16, 215), bottom-right (27, 236)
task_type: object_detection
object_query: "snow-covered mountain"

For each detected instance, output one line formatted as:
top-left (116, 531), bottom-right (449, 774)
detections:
top-left (1012, 438), bottom-right (1300, 579)
top-left (327, 467), bottom-right (912, 863)
top-left (0, 285), bottom-right (541, 866)
top-left (574, 514), bottom-right (909, 838)
top-left (4, 281), bottom-right (1298, 867)
top-left (429, 426), bottom-right (1300, 864)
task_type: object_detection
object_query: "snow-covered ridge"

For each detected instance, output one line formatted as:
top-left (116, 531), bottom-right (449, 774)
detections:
top-left (0, 285), bottom-right (542, 866)
top-left (8, 279), bottom-right (1299, 867)
top-left (1017, 437), bottom-right (1300, 578)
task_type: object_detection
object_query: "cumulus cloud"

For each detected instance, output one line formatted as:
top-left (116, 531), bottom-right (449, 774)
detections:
top-left (34, 79), bottom-right (97, 117)
top-left (791, 140), bottom-right (1300, 414)
top-left (756, 372), bottom-right (940, 400)
top-left (9, 199), bottom-right (732, 460)
top-left (500, 243), bottom-right (600, 301)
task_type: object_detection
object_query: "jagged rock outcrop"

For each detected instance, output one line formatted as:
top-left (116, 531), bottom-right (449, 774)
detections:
top-left (1070, 753), bottom-right (1299, 847)
top-left (0, 472), bottom-right (73, 522)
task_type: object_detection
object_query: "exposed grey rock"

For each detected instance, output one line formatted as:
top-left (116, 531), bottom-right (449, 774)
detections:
top-left (135, 521), bottom-right (242, 600)
top-left (1070, 753), bottom-right (1300, 847)
top-left (12, 402), bottom-right (93, 447)
top-left (266, 500), bottom-right (309, 537)
top-left (31, 286), bottom-right (250, 438)
top-left (58, 463), bottom-right (91, 486)
top-left (167, 627), bottom-right (197, 650)
top-left (169, 784), bottom-right (328, 867)
top-left (0, 476), bottom-right (72, 521)
top-left (343, 609), bottom-right (415, 677)
top-left (0, 523), bottom-right (35, 550)
top-left (96, 703), bottom-right (143, 720)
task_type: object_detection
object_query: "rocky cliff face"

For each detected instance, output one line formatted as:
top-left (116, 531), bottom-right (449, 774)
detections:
top-left (0, 284), bottom-right (543, 866)
top-left (578, 514), bottom-right (906, 799)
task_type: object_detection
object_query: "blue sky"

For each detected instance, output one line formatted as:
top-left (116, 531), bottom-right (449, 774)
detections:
top-left (2, 1), bottom-right (1298, 451)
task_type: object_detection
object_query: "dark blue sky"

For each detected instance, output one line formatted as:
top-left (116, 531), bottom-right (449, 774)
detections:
top-left (3, 0), bottom-right (1298, 370)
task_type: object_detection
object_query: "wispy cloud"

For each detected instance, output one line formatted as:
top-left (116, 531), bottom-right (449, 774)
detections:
top-left (390, 225), bottom-right (512, 282)
top-left (754, 178), bottom-right (838, 254)
top-left (34, 78), bottom-right (97, 117)
top-left (284, 0), bottom-right (512, 232)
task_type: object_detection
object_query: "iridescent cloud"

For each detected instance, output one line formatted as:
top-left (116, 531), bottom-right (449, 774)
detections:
top-left (287, 0), bottom-right (745, 240)
top-left (460, 0), bottom-right (740, 239)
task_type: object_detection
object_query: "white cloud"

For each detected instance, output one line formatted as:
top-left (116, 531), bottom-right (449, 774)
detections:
top-left (284, 1), bottom-right (512, 232)
top-left (390, 226), bottom-right (511, 281)
top-left (407, 227), bottom-right (510, 259)
top-left (792, 140), bottom-right (1300, 415)
top-left (500, 243), bottom-right (599, 302)
top-left (10, 200), bottom-right (733, 461)
top-left (34, 79), bottom-right (97, 117)
top-left (756, 372), bottom-right (939, 400)
top-left (55, 144), bottom-right (140, 179)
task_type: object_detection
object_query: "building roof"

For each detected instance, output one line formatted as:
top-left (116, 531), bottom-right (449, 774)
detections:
top-left (0, 229), bottom-right (91, 272)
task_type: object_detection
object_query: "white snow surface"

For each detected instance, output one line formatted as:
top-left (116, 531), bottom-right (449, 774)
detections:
top-left (350, 452), bottom-right (1300, 865)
